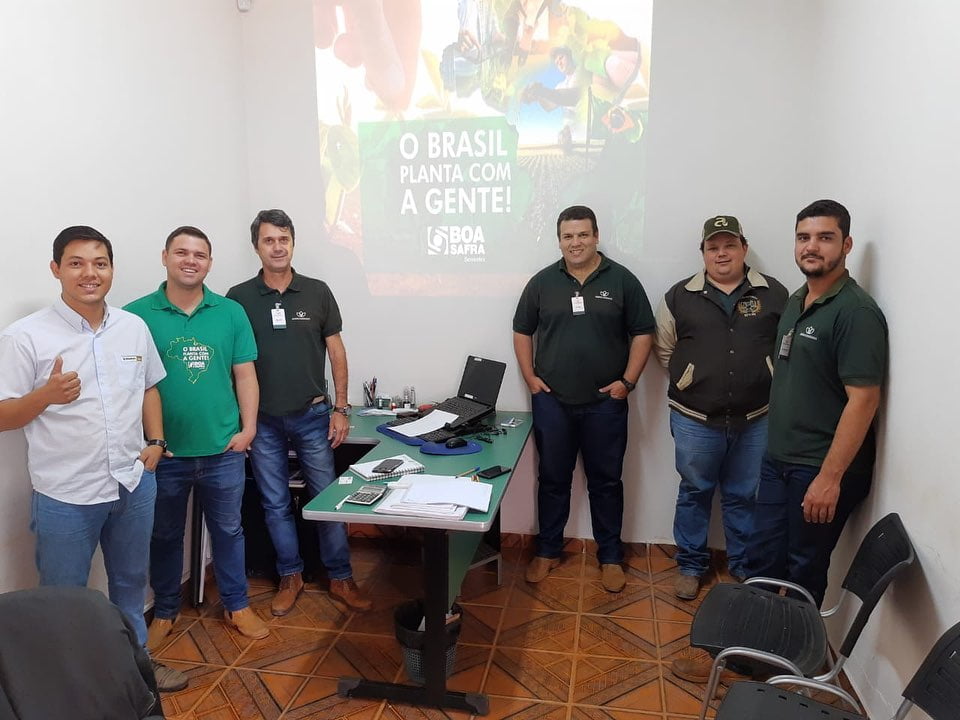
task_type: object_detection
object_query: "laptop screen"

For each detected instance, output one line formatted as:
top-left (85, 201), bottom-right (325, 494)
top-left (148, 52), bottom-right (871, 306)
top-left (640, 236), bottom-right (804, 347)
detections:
top-left (457, 356), bottom-right (506, 406)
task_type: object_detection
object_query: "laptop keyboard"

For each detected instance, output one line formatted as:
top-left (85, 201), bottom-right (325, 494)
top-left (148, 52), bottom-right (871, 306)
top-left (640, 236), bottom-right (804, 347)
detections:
top-left (434, 396), bottom-right (489, 419)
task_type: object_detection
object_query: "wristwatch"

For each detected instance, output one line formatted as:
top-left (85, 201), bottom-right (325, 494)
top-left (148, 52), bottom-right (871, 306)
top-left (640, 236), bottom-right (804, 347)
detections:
top-left (146, 438), bottom-right (168, 450)
top-left (333, 404), bottom-right (352, 416)
top-left (619, 377), bottom-right (636, 392)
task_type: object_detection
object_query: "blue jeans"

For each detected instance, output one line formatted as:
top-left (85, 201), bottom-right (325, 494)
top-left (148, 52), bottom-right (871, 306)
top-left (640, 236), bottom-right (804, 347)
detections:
top-left (670, 410), bottom-right (767, 578)
top-left (746, 454), bottom-right (871, 606)
top-left (249, 402), bottom-right (352, 580)
top-left (30, 470), bottom-right (156, 646)
top-left (531, 392), bottom-right (628, 564)
top-left (151, 452), bottom-right (249, 617)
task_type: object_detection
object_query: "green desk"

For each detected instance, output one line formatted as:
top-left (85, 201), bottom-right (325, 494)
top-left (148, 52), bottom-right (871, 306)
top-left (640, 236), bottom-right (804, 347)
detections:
top-left (302, 411), bottom-right (532, 715)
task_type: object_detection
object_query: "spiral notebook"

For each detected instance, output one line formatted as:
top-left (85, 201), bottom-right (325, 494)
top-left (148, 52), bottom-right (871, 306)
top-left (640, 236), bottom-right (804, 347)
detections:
top-left (347, 454), bottom-right (426, 481)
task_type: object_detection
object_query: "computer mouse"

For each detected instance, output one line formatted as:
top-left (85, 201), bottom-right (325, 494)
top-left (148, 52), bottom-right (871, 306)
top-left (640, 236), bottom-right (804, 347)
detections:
top-left (445, 437), bottom-right (467, 449)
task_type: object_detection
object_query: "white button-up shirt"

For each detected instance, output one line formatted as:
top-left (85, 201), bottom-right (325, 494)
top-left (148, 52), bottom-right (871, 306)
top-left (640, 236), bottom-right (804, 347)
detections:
top-left (0, 298), bottom-right (166, 504)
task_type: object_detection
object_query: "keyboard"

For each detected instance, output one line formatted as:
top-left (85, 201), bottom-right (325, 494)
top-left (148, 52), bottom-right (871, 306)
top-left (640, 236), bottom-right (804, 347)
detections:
top-left (433, 396), bottom-right (492, 425)
top-left (386, 416), bottom-right (456, 443)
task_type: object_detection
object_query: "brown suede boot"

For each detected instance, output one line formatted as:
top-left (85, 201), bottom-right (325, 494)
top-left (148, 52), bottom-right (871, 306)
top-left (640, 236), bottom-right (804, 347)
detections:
top-left (271, 572), bottom-right (304, 616)
top-left (224, 607), bottom-right (269, 640)
top-left (329, 578), bottom-right (372, 612)
top-left (671, 648), bottom-right (751, 684)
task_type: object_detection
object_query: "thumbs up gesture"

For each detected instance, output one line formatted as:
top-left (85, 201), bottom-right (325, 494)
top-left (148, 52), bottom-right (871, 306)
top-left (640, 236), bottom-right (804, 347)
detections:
top-left (45, 356), bottom-right (81, 404)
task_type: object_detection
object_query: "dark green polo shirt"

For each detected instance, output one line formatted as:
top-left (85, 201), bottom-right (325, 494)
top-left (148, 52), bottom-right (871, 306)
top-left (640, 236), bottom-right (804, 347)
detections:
top-left (124, 284), bottom-right (257, 457)
top-left (226, 269), bottom-right (342, 417)
top-left (513, 253), bottom-right (654, 405)
top-left (767, 272), bottom-right (887, 474)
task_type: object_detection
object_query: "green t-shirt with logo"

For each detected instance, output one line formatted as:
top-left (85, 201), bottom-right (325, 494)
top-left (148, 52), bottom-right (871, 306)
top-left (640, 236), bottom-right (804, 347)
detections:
top-left (767, 273), bottom-right (887, 474)
top-left (125, 284), bottom-right (258, 457)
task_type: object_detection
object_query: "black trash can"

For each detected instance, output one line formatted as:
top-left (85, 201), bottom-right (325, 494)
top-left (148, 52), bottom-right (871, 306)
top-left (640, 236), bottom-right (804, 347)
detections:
top-left (394, 599), bottom-right (462, 685)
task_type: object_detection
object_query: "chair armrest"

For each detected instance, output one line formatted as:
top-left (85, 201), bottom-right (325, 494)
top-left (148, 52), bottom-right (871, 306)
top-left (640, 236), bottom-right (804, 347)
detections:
top-left (715, 646), bottom-right (804, 676)
top-left (767, 675), bottom-right (863, 713)
top-left (743, 576), bottom-right (819, 608)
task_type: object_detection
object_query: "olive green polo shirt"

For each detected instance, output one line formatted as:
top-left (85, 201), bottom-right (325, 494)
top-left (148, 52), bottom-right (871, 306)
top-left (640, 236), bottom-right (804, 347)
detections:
top-left (124, 284), bottom-right (257, 457)
top-left (226, 270), bottom-right (343, 417)
top-left (767, 272), bottom-right (887, 474)
top-left (513, 253), bottom-right (655, 405)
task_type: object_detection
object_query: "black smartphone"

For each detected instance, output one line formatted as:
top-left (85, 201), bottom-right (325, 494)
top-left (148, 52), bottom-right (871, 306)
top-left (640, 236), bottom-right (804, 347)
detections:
top-left (372, 458), bottom-right (404, 474)
top-left (477, 465), bottom-right (511, 479)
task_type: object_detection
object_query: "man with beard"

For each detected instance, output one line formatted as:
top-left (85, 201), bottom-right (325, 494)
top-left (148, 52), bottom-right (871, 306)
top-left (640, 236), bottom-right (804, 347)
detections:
top-left (747, 199), bottom-right (887, 607)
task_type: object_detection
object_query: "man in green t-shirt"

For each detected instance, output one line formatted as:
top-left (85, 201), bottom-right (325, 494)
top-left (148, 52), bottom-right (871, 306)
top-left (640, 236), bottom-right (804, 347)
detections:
top-left (126, 226), bottom-right (268, 652)
top-left (748, 200), bottom-right (888, 607)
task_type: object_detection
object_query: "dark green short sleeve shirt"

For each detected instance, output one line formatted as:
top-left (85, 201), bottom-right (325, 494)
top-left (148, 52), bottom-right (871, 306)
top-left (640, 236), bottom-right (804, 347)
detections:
top-left (513, 254), bottom-right (654, 405)
top-left (227, 270), bottom-right (342, 417)
top-left (767, 273), bottom-right (888, 474)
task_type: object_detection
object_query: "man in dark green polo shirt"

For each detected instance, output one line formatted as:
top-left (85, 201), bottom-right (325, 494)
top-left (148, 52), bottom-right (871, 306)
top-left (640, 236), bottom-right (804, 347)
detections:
top-left (125, 226), bottom-right (268, 675)
top-left (513, 205), bottom-right (655, 592)
top-left (748, 199), bottom-right (887, 607)
top-left (227, 209), bottom-right (370, 615)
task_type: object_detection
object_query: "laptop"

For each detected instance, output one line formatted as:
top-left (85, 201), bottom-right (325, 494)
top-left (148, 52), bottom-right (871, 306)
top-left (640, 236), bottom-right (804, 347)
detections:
top-left (433, 355), bottom-right (507, 429)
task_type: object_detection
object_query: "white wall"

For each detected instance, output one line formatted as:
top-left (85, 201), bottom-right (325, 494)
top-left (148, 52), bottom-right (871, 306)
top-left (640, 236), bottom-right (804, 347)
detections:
top-left (0, 0), bottom-right (249, 592)
top-left (810, 2), bottom-right (960, 717)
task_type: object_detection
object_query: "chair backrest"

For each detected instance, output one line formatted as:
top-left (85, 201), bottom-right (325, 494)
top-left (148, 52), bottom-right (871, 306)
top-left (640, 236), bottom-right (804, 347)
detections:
top-left (837, 513), bottom-right (915, 658)
top-left (902, 620), bottom-right (960, 719)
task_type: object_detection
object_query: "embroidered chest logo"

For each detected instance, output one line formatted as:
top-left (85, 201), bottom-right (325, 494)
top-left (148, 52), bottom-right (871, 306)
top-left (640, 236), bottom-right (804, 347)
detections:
top-left (594, 290), bottom-right (614, 301)
top-left (799, 325), bottom-right (818, 340)
top-left (167, 337), bottom-right (215, 384)
top-left (292, 310), bottom-right (311, 321)
top-left (737, 296), bottom-right (761, 317)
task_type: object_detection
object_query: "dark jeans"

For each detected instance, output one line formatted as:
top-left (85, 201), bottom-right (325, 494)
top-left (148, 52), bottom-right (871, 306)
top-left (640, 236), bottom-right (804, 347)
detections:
top-left (531, 392), bottom-right (628, 565)
top-left (746, 454), bottom-right (871, 606)
top-left (151, 452), bottom-right (249, 617)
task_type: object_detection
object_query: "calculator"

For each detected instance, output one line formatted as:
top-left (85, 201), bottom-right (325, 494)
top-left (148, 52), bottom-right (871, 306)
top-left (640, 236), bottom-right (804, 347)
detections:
top-left (344, 484), bottom-right (387, 505)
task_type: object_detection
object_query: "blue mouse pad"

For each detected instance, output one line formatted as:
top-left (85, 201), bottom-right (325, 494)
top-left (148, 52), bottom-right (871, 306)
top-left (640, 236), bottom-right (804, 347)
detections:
top-left (376, 423), bottom-right (426, 446)
top-left (419, 441), bottom-right (482, 455)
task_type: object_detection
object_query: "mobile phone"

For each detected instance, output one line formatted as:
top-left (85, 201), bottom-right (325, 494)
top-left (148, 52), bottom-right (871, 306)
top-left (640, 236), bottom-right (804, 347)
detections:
top-left (477, 465), bottom-right (511, 479)
top-left (372, 458), bottom-right (404, 474)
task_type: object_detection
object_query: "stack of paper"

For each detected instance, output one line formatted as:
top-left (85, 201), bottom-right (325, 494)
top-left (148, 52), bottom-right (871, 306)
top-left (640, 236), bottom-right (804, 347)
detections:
top-left (372, 474), bottom-right (492, 520)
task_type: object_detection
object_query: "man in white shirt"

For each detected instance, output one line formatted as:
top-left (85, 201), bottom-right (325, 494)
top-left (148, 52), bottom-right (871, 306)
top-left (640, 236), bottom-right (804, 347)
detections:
top-left (0, 225), bottom-right (185, 691)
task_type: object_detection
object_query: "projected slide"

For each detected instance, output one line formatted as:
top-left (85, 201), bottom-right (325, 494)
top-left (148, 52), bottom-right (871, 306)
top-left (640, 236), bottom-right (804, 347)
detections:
top-left (314, 0), bottom-right (652, 294)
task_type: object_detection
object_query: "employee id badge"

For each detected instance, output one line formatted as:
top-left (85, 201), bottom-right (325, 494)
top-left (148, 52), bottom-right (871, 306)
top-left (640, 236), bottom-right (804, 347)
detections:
top-left (571, 293), bottom-right (585, 315)
top-left (271, 304), bottom-right (287, 329)
top-left (778, 328), bottom-right (794, 359)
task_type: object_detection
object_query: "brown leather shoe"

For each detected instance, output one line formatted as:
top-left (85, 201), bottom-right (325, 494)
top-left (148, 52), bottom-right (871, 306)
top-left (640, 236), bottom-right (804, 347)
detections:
top-left (329, 578), bottom-right (373, 611)
top-left (671, 648), bottom-right (750, 684)
top-left (600, 563), bottom-right (626, 592)
top-left (674, 573), bottom-right (701, 600)
top-left (271, 572), bottom-right (304, 616)
top-left (224, 607), bottom-right (270, 639)
top-left (525, 555), bottom-right (560, 583)
top-left (146, 615), bottom-right (178, 653)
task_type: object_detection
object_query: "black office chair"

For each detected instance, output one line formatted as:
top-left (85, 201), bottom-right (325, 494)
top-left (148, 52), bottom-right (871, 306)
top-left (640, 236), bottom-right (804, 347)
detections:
top-left (0, 586), bottom-right (164, 720)
top-left (714, 619), bottom-right (960, 719)
top-left (688, 512), bottom-right (915, 720)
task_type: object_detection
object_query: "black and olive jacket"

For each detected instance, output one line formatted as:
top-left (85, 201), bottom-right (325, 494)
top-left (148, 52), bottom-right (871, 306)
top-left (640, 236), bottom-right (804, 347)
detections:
top-left (654, 267), bottom-right (788, 427)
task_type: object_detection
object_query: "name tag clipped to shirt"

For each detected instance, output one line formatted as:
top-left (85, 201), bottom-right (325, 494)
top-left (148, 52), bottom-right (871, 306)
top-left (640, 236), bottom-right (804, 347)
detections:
top-left (271, 303), bottom-right (287, 330)
top-left (778, 329), bottom-right (794, 359)
top-left (571, 293), bottom-right (585, 316)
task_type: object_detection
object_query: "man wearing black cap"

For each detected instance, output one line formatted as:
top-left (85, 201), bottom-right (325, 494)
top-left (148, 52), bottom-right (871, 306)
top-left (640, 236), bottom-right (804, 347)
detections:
top-left (655, 216), bottom-right (787, 601)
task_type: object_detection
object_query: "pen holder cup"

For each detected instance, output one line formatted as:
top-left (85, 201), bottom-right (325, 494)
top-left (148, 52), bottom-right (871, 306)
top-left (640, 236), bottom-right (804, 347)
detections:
top-left (394, 599), bottom-right (462, 685)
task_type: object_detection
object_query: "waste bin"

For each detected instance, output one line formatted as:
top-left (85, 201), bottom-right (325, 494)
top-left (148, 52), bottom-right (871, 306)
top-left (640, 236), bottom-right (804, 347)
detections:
top-left (393, 599), bottom-right (462, 685)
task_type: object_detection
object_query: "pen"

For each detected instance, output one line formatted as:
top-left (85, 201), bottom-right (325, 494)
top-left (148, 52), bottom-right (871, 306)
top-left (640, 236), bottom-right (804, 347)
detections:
top-left (456, 466), bottom-right (480, 477)
top-left (335, 496), bottom-right (348, 511)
